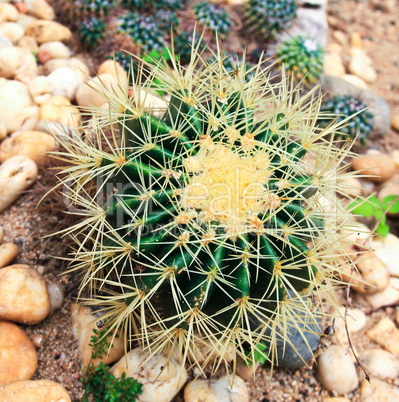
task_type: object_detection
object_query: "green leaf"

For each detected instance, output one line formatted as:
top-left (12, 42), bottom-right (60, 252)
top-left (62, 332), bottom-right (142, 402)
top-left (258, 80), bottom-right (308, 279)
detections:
top-left (376, 221), bottom-right (390, 237)
top-left (349, 199), bottom-right (376, 217)
top-left (382, 195), bottom-right (399, 213)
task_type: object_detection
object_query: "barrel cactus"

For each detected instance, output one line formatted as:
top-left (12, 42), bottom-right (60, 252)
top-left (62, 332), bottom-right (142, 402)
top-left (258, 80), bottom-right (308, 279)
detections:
top-left (318, 95), bottom-right (374, 145)
top-left (78, 16), bottom-right (106, 48)
top-left (276, 35), bottom-right (324, 87)
top-left (245, 0), bottom-right (297, 40)
top-left (54, 39), bottom-right (358, 372)
top-left (193, 1), bottom-right (232, 38)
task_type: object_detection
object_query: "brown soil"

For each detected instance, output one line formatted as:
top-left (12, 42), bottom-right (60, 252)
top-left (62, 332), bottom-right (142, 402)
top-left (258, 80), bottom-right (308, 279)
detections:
top-left (2, 0), bottom-right (399, 401)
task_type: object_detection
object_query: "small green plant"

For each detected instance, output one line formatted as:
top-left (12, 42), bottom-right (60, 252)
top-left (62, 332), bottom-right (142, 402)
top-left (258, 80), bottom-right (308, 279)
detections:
top-left (275, 35), bottom-right (324, 87)
top-left (193, 1), bottom-right (232, 38)
top-left (78, 16), bottom-right (106, 48)
top-left (349, 195), bottom-right (399, 237)
top-left (244, 342), bottom-right (267, 366)
top-left (318, 95), bottom-right (374, 145)
top-left (245, 0), bottom-right (297, 40)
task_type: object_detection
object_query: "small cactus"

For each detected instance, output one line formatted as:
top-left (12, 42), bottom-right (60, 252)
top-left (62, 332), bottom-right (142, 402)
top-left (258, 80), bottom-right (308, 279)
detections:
top-left (318, 95), bottom-right (374, 145)
top-left (245, 0), bottom-right (297, 40)
top-left (193, 1), bottom-right (232, 38)
top-left (78, 16), bottom-right (106, 48)
top-left (53, 38), bottom-right (361, 373)
top-left (275, 36), bottom-right (325, 87)
top-left (61, 0), bottom-right (118, 21)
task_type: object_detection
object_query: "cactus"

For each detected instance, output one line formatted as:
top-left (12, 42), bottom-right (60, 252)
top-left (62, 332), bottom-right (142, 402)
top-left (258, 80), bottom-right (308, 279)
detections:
top-left (78, 16), bottom-right (106, 48)
top-left (121, 0), bottom-right (186, 10)
top-left (245, 0), bottom-right (297, 40)
top-left (318, 95), bottom-right (374, 145)
top-left (117, 12), bottom-right (166, 52)
top-left (60, 0), bottom-right (118, 21)
top-left (275, 35), bottom-right (325, 87)
top-left (193, 1), bottom-right (232, 38)
top-left (154, 9), bottom-right (180, 32)
top-left (54, 39), bottom-right (359, 373)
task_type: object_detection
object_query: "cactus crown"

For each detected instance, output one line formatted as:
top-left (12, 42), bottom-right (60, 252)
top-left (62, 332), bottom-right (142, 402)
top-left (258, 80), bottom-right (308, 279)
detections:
top-left (54, 37), bottom-right (359, 373)
top-left (193, 1), bottom-right (232, 38)
top-left (318, 95), bottom-right (374, 145)
top-left (276, 35), bottom-right (325, 87)
top-left (78, 16), bottom-right (106, 48)
top-left (245, 0), bottom-right (297, 40)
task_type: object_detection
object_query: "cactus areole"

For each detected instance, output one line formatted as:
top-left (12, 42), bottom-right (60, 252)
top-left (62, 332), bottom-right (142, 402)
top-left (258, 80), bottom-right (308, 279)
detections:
top-left (55, 42), bottom-right (358, 372)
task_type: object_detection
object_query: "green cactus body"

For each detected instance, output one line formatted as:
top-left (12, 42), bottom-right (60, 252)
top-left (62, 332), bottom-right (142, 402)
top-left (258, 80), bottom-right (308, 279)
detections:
top-left (318, 95), bottom-right (374, 145)
top-left (193, 1), bottom-right (232, 38)
top-left (78, 16), bottom-right (106, 48)
top-left (245, 0), bottom-right (297, 40)
top-left (55, 40), bottom-right (359, 371)
top-left (276, 35), bottom-right (325, 87)
top-left (61, 0), bottom-right (118, 21)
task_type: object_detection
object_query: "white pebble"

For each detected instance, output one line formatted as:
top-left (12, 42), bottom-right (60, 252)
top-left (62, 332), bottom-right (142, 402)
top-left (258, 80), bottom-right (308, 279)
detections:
top-left (47, 282), bottom-right (64, 313)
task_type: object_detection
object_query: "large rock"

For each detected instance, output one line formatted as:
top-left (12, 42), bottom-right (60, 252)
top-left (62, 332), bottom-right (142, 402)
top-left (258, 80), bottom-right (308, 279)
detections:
top-left (184, 375), bottom-right (249, 402)
top-left (47, 67), bottom-right (79, 101)
top-left (110, 348), bottom-right (187, 402)
top-left (0, 321), bottom-right (37, 387)
top-left (0, 130), bottom-right (57, 165)
top-left (0, 264), bottom-right (50, 324)
top-left (0, 3), bottom-right (19, 23)
top-left (0, 380), bottom-right (71, 401)
top-left (25, 20), bottom-right (71, 44)
top-left (0, 155), bottom-right (38, 213)
top-left (0, 79), bottom-right (39, 135)
top-left (352, 153), bottom-right (396, 183)
top-left (98, 60), bottom-right (128, 88)
top-left (321, 75), bottom-right (391, 137)
top-left (24, 0), bottom-right (55, 20)
top-left (27, 75), bottom-right (54, 104)
top-left (38, 41), bottom-right (70, 63)
top-left (0, 22), bottom-right (24, 44)
top-left (0, 46), bottom-right (38, 80)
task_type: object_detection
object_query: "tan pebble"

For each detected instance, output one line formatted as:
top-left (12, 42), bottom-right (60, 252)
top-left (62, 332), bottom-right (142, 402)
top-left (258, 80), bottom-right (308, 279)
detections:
top-left (0, 4), bottom-right (20, 23)
top-left (47, 282), bottom-right (64, 313)
top-left (69, 57), bottom-right (90, 84)
top-left (70, 303), bottom-right (125, 370)
top-left (339, 175), bottom-right (362, 197)
top-left (39, 95), bottom-right (81, 127)
top-left (0, 321), bottom-right (38, 387)
top-left (0, 22), bottom-right (24, 44)
top-left (350, 32), bottom-right (363, 49)
top-left (17, 35), bottom-right (39, 53)
top-left (25, 20), bottom-right (72, 44)
top-left (132, 89), bottom-right (167, 118)
top-left (48, 66), bottom-right (79, 101)
top-left (367, 318), bottom-right (399, 354)
top-left (24, 0), bottom-right (55, 20)
top-left (323, 52), bottom-right (346, 77)
top-left (0, 46), bottom-right (38, 80)
top-left (390, 150), bottom-right (399, 169)
top-left (365, 278), bottom-right (399, 309)
top-left (17, 13), bottom-right (37, 30)
top-left (0, 379), bottom-right (71, 401)
top-left (0, 264), bottom-right (50, 324)
top-left (360, 378), bottom-right (399, 401)
top-left (0, 155), bottom-right (38, 213)
top-left (31, 333), bottom-right (44, 348)
top-left (341, 74), bottom-right (368, 89)
top-left (323, 398), bottom-right (350, 402)
top-left (391, 114), bottom-right (399, 132)
top-left (335, 307), bottom-right (367, 334)
top-left (360, 348), bottom-right (399, 379)
top-left (332, 31), bottom-right (348, 47)
top-left (0, 130), bottom-right (57, 165)
top-left (355, 251), bottom-right (389, 294)
top-left (27, 75), bottom-right (54, 104)
top-left (371, 233), bottom-right (399, 276)
top-left (352, 154), bottom-right (396, 183)
top-left (38, 41), bottom-right (70, 62)
top-left (0, 243), bottom-right (19, 268)
top-left (111, 347), bottom-right (187, 402)
top-left (348, 47), bottom-right (377, 84)
top-left (98, 59), bottom-right (128, 87)
top-left (236, 356), bottom-right (259, 381)
top-left (42, 57), bottom-right (70, 74)
top-left (0, 226), bottom-right (3, 244)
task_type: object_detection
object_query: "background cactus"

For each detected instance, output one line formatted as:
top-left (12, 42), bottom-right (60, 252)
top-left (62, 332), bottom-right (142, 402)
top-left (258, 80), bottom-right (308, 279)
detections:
top-left (54, 40), bottom-right (358, 372)
top-left (78, 16), bottom-right (106, 48)
top-left (318, 95), bottom-right (374, 145)
top-left (275, 35), bottom-right (325, 87)
top-left (245, 0), bottom-right (297, 40)
top-left (193, 1), bottom-right (232, 38)
top-left (60, 0), bottom-right (118, 22)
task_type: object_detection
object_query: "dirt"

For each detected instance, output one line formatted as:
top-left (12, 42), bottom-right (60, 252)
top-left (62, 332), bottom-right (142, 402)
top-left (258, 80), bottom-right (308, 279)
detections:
top-left (2, 0), bottom-right (399, 401)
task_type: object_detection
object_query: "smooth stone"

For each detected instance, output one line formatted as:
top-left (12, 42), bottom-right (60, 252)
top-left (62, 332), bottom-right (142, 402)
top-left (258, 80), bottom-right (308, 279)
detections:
top-left (323, 399), bottom-right (350, 402)
top-left (70, 303), bottom-right (125, 370)
top-left (339, 175), bottom-right (363, 197)
top-left (0, 46), bottom-right (38, 80)
top-left (332, 31), bottom-right (348, 47)
top-left (321, 76), bottom-right (391, 137)
top-left (69, 57), bottom-right (90, 84)
top-left (236, 356), bottom-right (259, 381)
top-left (0, 242), bottom-right (19, 268)
top-left (350, 32), bottom-right (363, 49)
top-left (25, 20), bottom-right (72, 44)
top-left (360, 348), bottom-right (399, 379)
top-left (0, 380), bottom-right (71, 401)
top-left (0, 22), bottom-right (24, 44)
top-left (110, 347), bottom-right (187, 402)
top-left (189, 340), bottom-right (234, 365)
top-left (0, 130), bottom-right (57, 165)
top-left (24, 0), bottom-right (54, 20)
top-left (365, 278), bottom-right (399, 309)
top-left (47, 282), bottom-right (64, 313)
top-left (341, 74), bottom-right (368, 89)
top-left (392, 114), bottom-right (399, 131)
top-left (184, 375), bottom-right (249, 402)
top-left (0, 264), bottom-right (50, 324)
top-left (39, 95), bottom-right (81, 128)
top-left (38, 41), bottom-right (70, 63)
top-left (76, 74), bottom-right (123, 107)
top-left (42, 57), bottom-right (70, 73)
top-left (348, 47), bottom-right (377, 84)
top-left (0, 35), bottom-right (12, 48)
top-left (17, 35), bottom-right (38, 53)
top-left (360, 378), bottom-right (399, 401)
top-left (132, 89), bottom-right (168, 118)
top-left (0, 3), bottom-right (19, 23)
top-left (390, 150), bottom-right (399, 169)
top-left (335, 307), bottom-right (367, 334)
top-left (367, 318), bottom-right (399, 354)
top-left (98, 59), bottom-right (128, 88)
top-left (17, 14), bottom-right (37, 31)
top-left (371, 234), bottom-right (399, 276)
top-left (0, 155), bottom-right (37, 213)
top-left (324, 52), bottom-right (346, 77)
top-left (0, 321), bottom-right (37, 387)
top-left (47, 67), bottom-right (79, 101)
top-left (27, 75), bottom-right (53, 104)
top-left (378, 181), bottom-right (399, 208)
top-left (0, 226), bottom-right (3, 244)
top-left (352, 154), bottom-right (396, 183)
top-left (316, 345), bottom-right (359, 395)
